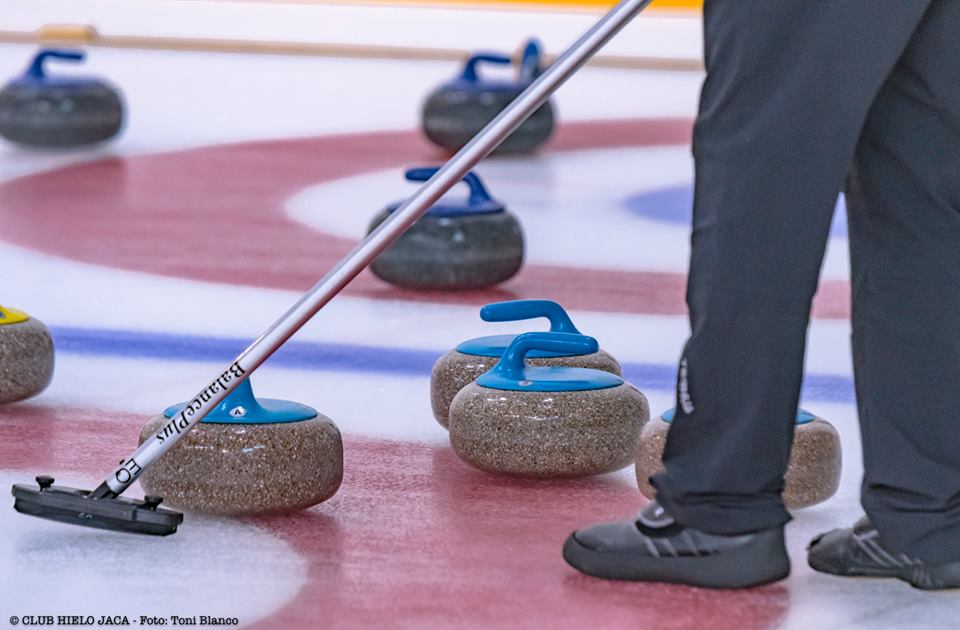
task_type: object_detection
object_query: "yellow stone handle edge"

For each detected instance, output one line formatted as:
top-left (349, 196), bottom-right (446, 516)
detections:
top-left (0, 306), bottom-right (30, 325)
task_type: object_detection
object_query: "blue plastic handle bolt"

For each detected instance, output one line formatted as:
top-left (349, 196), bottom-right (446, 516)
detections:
top-left (491, 332), bottom-right (598, 381)
top-left (459, 52), bottom-right (513, 83)
top-left (404, 167), bottom-right (493, 208)
top-left (518, 39), bottom-right (544, 82)
top-left (27, 49), bottom-right (86, 79)
top-left (217, 378), bottom-right (263, 417)
top-left (479, 299), bottom-right (581, 334)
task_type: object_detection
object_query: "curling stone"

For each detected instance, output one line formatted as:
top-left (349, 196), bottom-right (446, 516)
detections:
top-left (431, 299), bottom-right (621, 428)
top-left (635, 408), bottom-right (842, 509)
top-left (421, 39), bottom-right (555, 154)
top-left (0, 305), bottom-right (55, 404)
top-left (0, 49), bottom-right (123, 148)
top-left (368, 167), bottom-right (523, 290)
top-left (449, 332), bottom-right (648, 478)
top-left (138, 379), bottom-right (342, 515)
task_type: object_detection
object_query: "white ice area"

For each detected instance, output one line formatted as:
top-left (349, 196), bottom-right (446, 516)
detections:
top-left (0, 472), bottom-right (308, 627)
top-left (287, 148), bottom-right (696, 272)
top-left (286, 147), bottom-right (853, 278)
top-left (2, 0), bottom-right (704, 64)
top-left (0, 240), bottom-right (855, 378)
top-left (0, 38), bottom-right (702, 180)
top-left (0, 36), bottom-right (710, 375)
top-left (0, 6), bottom-right (940, 627)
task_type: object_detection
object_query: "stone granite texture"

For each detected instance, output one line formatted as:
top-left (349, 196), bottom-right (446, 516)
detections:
top-left (421, 87), bottom-right (554, 154)
top-left (0, 82), bottom-right (123, 147)
top-left (431, 348), bottom-right (621, 428)
top-left (138, 414), bottom-right (343, 515)
top-left (449, 382), bottom-right (649, 478)
top-left (368, 209), bottom-right (524, 290)
top-left (635, 415), bottom-right (842, 509)
top-left (0, 318), bottom-right (54, 404)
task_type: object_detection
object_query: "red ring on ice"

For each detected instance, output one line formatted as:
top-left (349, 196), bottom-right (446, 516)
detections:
top-left (0, 119), bottom-right (849, 318)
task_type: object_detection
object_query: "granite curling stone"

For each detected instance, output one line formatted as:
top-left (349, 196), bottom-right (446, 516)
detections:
top-left (449, 332), bottom-right (648, 478)
top-left (0, 49), bottom-right (123, 148)
top-left (369, 167), bottom-right (523, 290)
top-left (421, 39), bottom-right (555, 154)
top-left (0, 305), bottom-right (55, 404)
top-left (431, 299), bottom-right (621, 428)
top-left (635, 408), bottom-right (842, 509)
top-left (138, 379), bottom-right (343, 515)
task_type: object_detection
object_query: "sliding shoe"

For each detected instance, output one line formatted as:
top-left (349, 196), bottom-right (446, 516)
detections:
top-left (563, 502), bottom-right (790, 589)
top-left (808, 517), bottom-right (960, 590)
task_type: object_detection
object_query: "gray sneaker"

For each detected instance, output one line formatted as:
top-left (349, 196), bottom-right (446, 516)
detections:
top-left (808, 516), bottom-right (960, 590)
top-left (563, 502), bottom-right (790, 589)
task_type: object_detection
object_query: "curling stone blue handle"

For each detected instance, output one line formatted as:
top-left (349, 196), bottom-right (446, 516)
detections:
top-left (518, 39), bottom-right (544, 82)
top-left (460, 52), bottom-right (512, 83)
top-left (405, 167), bottom-right (493, 208)
top-left (163, 378), bottom-right (317, 424)
top-left (27, 49), bottom-right (86, 79)
top-left (491, 332), bottom-right (598, 381)
top-left (480, 300), bottom-right (581, 334)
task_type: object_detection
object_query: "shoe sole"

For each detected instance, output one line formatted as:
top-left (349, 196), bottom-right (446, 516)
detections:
top-left (563, 529), bottom-right (790, 589)
top-left (808, 547), bottom-right (960, 591)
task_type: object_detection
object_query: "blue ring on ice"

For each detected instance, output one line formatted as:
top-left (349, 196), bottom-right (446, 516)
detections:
top-left (623, 184), bottom-right (849, 238)
top-left (49, 326), bottom-right (856, 404)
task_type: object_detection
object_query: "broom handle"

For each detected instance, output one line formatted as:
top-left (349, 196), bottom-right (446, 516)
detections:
top-left (93, 0), bottom-right (655, 498)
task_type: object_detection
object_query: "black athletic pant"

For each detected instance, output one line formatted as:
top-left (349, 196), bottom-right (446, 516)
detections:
top-left (651, 1), bottom-right (960, 563)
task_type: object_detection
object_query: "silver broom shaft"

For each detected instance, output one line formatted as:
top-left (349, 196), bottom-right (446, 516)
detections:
top-left (95, 0), bottom-right (655, 497)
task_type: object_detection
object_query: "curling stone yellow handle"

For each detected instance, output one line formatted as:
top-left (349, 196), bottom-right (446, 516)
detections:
top-left (0, 305), bottom-right (30, 325)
